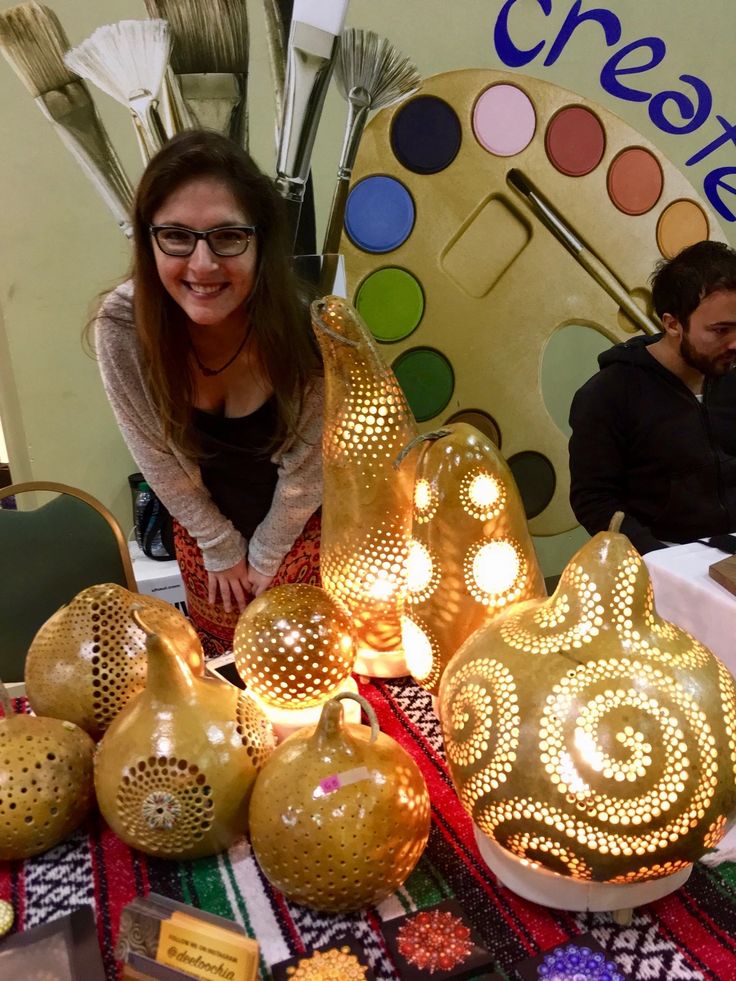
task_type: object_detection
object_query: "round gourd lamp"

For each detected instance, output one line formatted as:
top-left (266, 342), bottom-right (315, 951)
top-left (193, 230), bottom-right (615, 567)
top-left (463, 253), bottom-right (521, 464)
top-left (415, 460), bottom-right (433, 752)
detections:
top-left (311, 296), bottom-right (418, 678)
top-left (401, 423), bottom-right (545, 696)
top-left (95, 610), bottom-right (274, 859)
top-left (249, 692), bottom-right (431, 912)
top-left (0, 679), bottom-right (95, 860)
top-left (439, 515), bottom-right (736, 911)
top-left (25, 583), bottom-right (204, 739)
top-left (233, 584), bottom-right (360, 741)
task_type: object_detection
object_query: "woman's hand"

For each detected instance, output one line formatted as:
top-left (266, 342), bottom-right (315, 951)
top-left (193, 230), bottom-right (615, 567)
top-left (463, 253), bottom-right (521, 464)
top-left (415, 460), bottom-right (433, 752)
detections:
top-left (247, 564), bottom-right (274, 597)
top-left (207, 558), bottom-right (251, 613)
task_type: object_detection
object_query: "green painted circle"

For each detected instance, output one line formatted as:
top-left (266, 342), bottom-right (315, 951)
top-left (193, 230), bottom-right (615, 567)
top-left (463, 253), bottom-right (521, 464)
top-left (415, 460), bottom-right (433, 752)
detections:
top-left (355, 267), bottom-right (425, 342)
top-left (392, 347), bottom-right (455, 422)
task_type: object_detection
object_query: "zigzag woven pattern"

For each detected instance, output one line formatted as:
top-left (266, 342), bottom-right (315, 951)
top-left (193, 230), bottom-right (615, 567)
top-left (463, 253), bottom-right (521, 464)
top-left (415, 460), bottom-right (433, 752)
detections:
top-left (2, 685), bottom-right (736, 979)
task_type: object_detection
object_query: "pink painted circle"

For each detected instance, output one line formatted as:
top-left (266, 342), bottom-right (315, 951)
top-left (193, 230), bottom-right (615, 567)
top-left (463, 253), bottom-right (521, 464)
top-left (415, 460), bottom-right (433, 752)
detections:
top-left (473, 84), bottom-right (536, 157)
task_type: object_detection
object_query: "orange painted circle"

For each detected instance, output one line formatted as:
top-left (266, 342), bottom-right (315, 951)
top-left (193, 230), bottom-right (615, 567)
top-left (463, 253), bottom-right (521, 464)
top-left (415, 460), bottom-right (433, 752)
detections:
top-left (656, 200), bottom-right (709, 259)
top-left (607, 147), bottom-right (663, 215)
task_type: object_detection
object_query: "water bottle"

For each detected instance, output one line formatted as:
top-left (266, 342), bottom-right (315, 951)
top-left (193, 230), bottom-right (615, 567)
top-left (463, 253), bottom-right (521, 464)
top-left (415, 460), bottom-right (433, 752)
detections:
top-left (134, 480), bottom-right (169, 559)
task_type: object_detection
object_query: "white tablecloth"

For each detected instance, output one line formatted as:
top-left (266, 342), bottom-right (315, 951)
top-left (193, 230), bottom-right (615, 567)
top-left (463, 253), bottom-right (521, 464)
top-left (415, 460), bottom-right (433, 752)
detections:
top-left (644, 542), bottom-right (736, 676)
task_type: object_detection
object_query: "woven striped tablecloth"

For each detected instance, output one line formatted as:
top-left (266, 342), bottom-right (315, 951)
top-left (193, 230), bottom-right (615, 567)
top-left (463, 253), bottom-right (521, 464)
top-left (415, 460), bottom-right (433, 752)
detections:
top-left (2, 679), bottom-right (736, 980)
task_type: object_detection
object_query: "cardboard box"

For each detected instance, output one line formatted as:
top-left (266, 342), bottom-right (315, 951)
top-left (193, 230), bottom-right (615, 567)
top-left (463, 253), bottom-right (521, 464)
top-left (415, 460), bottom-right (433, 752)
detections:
top-left (129, 541), bottom-right (187, 614)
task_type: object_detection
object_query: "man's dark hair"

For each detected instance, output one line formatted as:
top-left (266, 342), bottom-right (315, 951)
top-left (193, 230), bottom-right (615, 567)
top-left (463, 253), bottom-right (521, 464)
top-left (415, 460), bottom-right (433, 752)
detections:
top-left (651, 240), bottom-right (736, 326)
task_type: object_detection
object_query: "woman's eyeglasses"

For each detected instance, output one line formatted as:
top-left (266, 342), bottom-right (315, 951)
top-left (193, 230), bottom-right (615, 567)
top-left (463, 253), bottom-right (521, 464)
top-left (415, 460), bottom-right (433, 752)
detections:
top-left (150, 224), bottom-right (257, 257)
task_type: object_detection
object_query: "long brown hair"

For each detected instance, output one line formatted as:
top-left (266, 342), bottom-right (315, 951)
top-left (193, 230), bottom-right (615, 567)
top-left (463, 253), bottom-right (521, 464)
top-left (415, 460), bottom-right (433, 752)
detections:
top-left (130, 130), bottom-right (320, 455)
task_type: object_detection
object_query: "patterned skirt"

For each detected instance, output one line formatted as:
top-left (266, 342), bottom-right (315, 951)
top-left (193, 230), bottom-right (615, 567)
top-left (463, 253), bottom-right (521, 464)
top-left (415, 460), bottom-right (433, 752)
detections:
top-left (173, 511), bottom-right (322, 659)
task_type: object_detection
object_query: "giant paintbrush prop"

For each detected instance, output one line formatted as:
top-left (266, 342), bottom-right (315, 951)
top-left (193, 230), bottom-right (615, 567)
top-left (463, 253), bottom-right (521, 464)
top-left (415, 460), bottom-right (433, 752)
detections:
top-left (0, 1), bottom-right (134, 237)
top-left (276, 0), bottom-right (349, 251)
top-left (144, 0), bottom-right (250, 149)
top-left (322, 28), bottom-right (420, 255)
top-left (65, 19), bottom-right (169, 164)
top-left (319, 27), bottom-right (420, 291)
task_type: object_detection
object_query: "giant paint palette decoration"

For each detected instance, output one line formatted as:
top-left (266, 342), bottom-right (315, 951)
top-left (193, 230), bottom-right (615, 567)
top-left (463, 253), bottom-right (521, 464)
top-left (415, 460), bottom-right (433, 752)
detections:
top-left (341, 69), bottom-right (726, 536)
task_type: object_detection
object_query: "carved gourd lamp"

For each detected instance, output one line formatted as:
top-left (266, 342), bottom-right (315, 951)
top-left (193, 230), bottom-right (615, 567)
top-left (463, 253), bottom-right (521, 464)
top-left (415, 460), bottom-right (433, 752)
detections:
top-left (95, 609), bottom-right (274, 859)
top-left (25, 583), bottom-right (204, 739)
top-left (0, 678), bottom-right (95, 860)
top-left (249, 692), bottom-right (431, 911)
top-left (311, 295), bottom-right (418, 677)
top-left (439, 514), bottom-right (736, 912)
top-left (401, 423), bottom-right (545, 696)
top-left (233, 584), bottom-right (360, 741)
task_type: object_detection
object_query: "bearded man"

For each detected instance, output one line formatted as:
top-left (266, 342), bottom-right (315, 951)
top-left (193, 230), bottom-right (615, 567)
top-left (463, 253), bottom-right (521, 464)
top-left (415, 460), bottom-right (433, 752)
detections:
top-left (569, 240), bottom-right (736, 554)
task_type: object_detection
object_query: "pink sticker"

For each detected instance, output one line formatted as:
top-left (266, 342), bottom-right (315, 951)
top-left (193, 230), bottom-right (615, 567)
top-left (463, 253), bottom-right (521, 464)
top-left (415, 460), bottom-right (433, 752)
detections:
top-left (319, 774), bottom-right (341, 795)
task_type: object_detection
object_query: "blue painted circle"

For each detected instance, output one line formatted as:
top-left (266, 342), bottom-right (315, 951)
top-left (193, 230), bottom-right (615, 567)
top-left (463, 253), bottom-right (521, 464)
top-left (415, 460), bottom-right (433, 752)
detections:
top-left (344, 176), bottom-right (415, 254)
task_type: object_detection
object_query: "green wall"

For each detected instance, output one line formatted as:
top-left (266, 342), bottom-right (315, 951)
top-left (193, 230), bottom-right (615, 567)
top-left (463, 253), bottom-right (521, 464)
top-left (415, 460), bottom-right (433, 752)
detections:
top-left (0, 0), bottom-right (734, 568)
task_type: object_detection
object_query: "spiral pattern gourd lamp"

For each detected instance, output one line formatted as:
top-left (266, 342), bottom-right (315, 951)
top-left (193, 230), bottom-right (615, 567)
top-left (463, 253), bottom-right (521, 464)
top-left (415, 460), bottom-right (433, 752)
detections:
top-left (439, 515), bottom-right (736, 911)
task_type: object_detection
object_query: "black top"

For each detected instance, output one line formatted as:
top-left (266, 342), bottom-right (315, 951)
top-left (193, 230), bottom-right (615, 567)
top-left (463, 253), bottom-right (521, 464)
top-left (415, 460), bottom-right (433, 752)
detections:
top-left (192, 399), bottom-right (279, 541)
top-left (568, 334), bottom-right (736, 555)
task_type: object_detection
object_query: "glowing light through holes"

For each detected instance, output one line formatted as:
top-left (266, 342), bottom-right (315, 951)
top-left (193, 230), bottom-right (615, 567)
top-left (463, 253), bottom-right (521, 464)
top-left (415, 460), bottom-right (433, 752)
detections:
top-left (402, 616), bottom-right (435, 683)
top-left (466, 539), bottom-right (524, 604)
top-left (406, 539), bottom-right (440, 603)
top-left (461, 470), bottom-right (505, 520)
top-left (413, 478), bottom-right (438, 523)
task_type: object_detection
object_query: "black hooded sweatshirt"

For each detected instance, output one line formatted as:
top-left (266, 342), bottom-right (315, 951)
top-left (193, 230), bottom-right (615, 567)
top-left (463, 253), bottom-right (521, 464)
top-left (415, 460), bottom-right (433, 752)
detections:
top-left (568, 334), bottom-right (736, 555)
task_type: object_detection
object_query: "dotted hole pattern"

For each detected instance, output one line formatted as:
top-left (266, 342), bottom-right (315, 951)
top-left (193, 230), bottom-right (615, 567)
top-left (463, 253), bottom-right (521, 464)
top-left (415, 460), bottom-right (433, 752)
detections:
top-left (234, 586), bottom-right (355, 709)
top-left (115, 756), bottom-right (214, 854)
top-left (0, 723), bottom-right (92, 859)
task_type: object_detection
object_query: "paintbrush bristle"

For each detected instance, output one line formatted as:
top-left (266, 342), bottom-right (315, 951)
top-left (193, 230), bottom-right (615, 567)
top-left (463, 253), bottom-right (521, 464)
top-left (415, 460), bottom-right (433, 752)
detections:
top-left (64, 19), bottom-right (170, 106)
top-left (335, 28), bottom-right (421, 112)
top-left (143, 0), bottom-right (248, 74)
top-left (0, 1), bottom-right (77, 96)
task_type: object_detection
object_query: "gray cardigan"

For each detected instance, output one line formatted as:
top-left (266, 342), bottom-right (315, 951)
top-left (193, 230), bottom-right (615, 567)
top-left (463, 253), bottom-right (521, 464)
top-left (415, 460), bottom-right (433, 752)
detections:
top-left (95, 281), bottom-right (323, 576)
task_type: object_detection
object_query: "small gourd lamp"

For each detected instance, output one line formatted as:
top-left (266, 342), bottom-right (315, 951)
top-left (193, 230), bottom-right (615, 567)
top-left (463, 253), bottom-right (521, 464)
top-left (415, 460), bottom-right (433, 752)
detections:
top-left (249, 692), bottom-right (431, 912)
top-left (0, 678), bottom-right (95, 860)
top-left (401, 423), bottom-right (545, 696)
top-left (233, 583), bottom-right (360, 741)
top-left (25, 583), bottom-right (204, 739)
top-left (311, 295), bottom-right (418, 677)
top-left (439, 514), bottom-right (736, 912)
top-left (95, 609), bottom-right (274, 859)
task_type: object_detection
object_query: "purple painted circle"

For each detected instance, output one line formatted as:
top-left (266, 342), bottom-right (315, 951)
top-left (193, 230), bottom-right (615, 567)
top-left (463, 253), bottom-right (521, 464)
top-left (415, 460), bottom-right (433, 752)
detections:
top-left (473, 84), bottom-right (536, 157)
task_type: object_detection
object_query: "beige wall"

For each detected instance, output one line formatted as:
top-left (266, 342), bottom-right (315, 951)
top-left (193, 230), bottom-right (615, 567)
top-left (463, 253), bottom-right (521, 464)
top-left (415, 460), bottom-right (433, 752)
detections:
top-left (1, 0), bottom-right (734, 566)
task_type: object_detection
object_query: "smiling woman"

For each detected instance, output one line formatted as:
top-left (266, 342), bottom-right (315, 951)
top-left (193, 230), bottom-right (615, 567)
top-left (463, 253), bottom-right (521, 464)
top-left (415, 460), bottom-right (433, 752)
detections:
top-left (93, 131), bottom-right (324, 657)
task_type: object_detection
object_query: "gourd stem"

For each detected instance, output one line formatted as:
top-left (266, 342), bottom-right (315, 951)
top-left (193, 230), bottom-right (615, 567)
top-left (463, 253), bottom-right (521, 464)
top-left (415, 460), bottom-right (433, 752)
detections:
top-left (131, 606), bottom-right (191, 696)
top-left (394, 429), bottom-right (452, 469)
top-left (130, 604), bottom-right (153, 636)
top-left (332, 691), bottom-right (379, 742)
top-left (0, 678), bottom-right (13, 719)
top-left (609, 511), bottom-right (625, 533)
top-left (311, 300), bottom-right (360, 348)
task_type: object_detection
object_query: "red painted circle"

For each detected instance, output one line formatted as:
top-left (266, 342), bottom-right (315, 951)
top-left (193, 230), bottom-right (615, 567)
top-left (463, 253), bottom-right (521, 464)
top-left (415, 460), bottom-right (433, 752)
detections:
top-left (545, 105), bottom-right (606, 177)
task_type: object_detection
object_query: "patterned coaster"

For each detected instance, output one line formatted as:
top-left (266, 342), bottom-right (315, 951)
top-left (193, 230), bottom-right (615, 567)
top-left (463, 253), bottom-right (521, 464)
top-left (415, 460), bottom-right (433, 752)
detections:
top-left (514, 933), bottom-right (627, 980)
top-left (270, 934), bottom-right (375, 980)
top-left (381, 899), bottom-right (496, 979)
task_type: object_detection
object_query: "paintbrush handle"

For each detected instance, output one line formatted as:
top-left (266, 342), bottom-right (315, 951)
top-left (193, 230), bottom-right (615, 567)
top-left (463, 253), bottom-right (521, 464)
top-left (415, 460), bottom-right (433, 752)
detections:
top-left (159, 67), bottom-right (196, 137)
top-left (577, 249), bottom-right (659, 336)
top-left (283, 196), bottom-right (304, 253)
top-left (321, 99), bottom-right (370, 254)
top-left (226, 75), bottom-right (249, 151)
top-left (322, 175), bottom-right (350, 255)
top-left (508, 168), bottom-right (661, 336)
top-left (130, 101), bottom-right (168, 162)
top-left (338, 100), bottom-right (370, 178)
top-left (262, 0), bottom-right (287, 124)
top-left (36, 85), bottom-right (134, 237)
